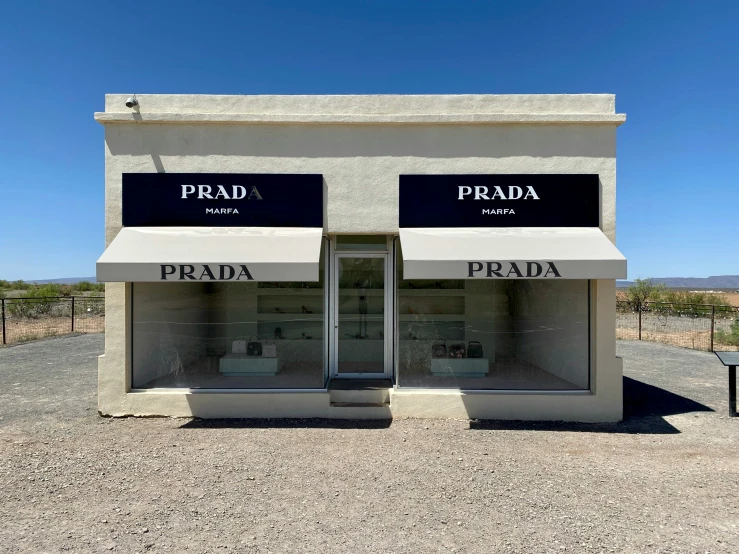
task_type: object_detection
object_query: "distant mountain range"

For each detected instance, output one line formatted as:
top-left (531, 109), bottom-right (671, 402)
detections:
top-left (29, 277), bottom-right (97, 285)
top-left (617, 276), bottom-right (739, 289)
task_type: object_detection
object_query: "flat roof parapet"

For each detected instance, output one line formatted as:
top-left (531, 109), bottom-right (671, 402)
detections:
top-left (95, 94), bottom-right (625, 125)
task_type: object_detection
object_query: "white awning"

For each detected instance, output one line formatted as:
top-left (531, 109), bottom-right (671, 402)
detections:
top-left (399, 227), bottom-right (626, 280)
top-left (97, 227), bottom-right (323, 282)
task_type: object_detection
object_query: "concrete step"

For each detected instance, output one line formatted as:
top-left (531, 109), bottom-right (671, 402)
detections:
top-left (330, 402), bottom-right (388, 408)
top-left (328, 379), bottom-right (392, 405)
top-left (329, 388), bottom-right (390, 404)
top-left (327, 404), bottom-right (392, 420)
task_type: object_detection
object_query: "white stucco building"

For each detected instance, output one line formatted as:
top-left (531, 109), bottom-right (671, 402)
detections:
top-left (95, 94), bottom-right (626, 421)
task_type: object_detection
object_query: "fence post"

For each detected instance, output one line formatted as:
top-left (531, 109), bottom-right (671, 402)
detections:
top-left (710, 305), bottom-right (715, 352)
top-left (71, 296), bottom-right (75, 333)
top-left (638, 302), bottom-right (642, 341)
top-left (1, 298), bottom-right (5, 345)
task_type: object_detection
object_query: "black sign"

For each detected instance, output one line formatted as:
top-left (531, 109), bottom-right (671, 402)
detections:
top-left (122, 173), bottom-right (323, 227)
top-left (399, 174), bottom-right (599, 228)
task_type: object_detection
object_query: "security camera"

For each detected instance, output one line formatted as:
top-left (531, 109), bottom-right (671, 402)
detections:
top-left (125, 96), bottom-right (138, 108)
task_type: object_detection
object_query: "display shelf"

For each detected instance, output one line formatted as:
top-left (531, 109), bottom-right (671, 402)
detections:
top-left (399, 337), bottom-right (466, 342)
top-left (429, 358), bottom-right (489, 378)
top-left (251, 337), bottom-right (323, 342)
top-left (338, 289), bottom-right (385, 297)
top-left (276, 337), bottom-right (321, 340)
top-left (399, 314), bottom-right (465, 321)
top-left (219, 355), bottom-right (280, 376)
top-left (256, 314), bottom-right (323, 321)
top-left (396, 289), bottom-right (466, 295)
top-left (337, 314), bottom-right (384, 321)
top-left (255, 289), bottom-right (324, 296)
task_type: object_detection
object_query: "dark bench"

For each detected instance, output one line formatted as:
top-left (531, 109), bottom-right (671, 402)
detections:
top-left (714, 351), bottom-right (739, 417)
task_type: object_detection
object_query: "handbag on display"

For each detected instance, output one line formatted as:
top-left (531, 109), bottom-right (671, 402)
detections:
top-left (449, 343), bottom-right (466, 359)
top-left (246, 336), bottom-right (263, 357)
top-left (232, 337), bottom-right (247, 354)
top-left (431, 339), bottom-right (447, 358)
top-left (262, 340), bottom-right (277, 358)
top-left (467, 341), bottom-right (483, 359)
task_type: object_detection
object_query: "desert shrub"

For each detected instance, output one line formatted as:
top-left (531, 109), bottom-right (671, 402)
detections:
top-left (33, 284), bottom-right (65, 297)
top-left (660, 290), bottom-right (731, 307)
top-left (715, 318), bottom-right (739, 347)
top-left (73, 281), bottom-right (94, 292)
top-left (75, 298), bottom-right (105, 316)
top-left (10, 280), bottom-right (29, 290)
top-left (7, 298), bottom-right (55, 318)
top-left (624, 279), bottom-right (733, 317)
top-left (71, 281), bottom-right (104, 294)
top-left (0, 280), bottom-right (9, 289)
top-left (651, 290), bottom-right (732, 317)
top-left (6, 286), bottom-right (69, 318)
top-left (624, 278), bottom-right (666, 308)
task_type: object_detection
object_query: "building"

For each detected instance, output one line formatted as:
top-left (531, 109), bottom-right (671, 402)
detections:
top-left (95, 94), bottom-right (627, 421)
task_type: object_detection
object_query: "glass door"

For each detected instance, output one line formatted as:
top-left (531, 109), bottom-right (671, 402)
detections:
top-left (332, 254), bottom-right (389, 377)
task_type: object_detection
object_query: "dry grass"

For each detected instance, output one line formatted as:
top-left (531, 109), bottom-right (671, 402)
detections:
top-left (2, 316), bottom-right (104, 345)
top-left (616, 289), bottom-right (739, 307)
top-left (716, 292), bottom-right (739, 306)
top-left (616, 311), bottom-right (739, 351)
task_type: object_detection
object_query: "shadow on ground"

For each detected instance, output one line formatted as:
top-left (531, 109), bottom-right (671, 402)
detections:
top-left (179, 376), bottom-right (713, 434)
top-left (180, 418), bottom-right (392, 430)
top-left (469, 376), bottom-right (714, 435)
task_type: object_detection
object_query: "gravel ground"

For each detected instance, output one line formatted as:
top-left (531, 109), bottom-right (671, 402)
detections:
top-left (1, 335), bottom-right (738, 554)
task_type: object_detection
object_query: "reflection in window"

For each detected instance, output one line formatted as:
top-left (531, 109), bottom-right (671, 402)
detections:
top-left (397, 251), bottom-right (590, 390)
top-left (132, 252), bottom-right (325, 389)
top-left (336, 256), bottom-right (386, 374)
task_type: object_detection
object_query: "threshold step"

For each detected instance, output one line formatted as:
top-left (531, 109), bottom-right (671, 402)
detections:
top-left (329, 388), bottom-right (390, 404)
top-left (328, 379), bottom-right (392, 390)
top-left (328, 379), bottom-right (392, 404)
top-left (330, 402), bottom-right (390, 408)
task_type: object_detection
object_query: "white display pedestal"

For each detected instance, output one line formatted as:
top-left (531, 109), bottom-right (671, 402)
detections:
top-left (219, 355), bottom-right (279, 376)
top-left (430, 358), bottom-right (489, 378)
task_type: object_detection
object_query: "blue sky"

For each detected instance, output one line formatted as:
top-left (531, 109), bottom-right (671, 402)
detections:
top-left (0, 0), bottom-right (737, 280)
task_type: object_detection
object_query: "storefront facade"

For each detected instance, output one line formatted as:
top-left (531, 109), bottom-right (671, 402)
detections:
top-left (95, 94), bottom-right (626, 421)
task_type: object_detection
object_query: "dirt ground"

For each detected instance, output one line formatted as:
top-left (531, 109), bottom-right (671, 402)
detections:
top-left (2, 316), bottom-right (104, 345)
top-left (1, 335), bottom-right (738, 553)
top-left (716, 292), bottom-right (739, 306)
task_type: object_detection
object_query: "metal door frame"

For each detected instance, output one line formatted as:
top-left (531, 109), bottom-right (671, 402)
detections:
top-left (330, 250), bottom-right (392, 379)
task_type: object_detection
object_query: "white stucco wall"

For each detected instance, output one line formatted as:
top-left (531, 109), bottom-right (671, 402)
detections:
top-left (96, 94), bottom-right (625, 421)
top-left (101, 122), bottom-right (618, 243)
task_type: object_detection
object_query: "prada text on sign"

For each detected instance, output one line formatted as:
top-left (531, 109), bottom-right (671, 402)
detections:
top-left (160, 264), bottom-right (254, 281)
top-left (399, 174), bottom-right (599, 228)
top-left (468, 261), bottom-right (561, 278)
top-left (122, 173), bottom-right (323, 227)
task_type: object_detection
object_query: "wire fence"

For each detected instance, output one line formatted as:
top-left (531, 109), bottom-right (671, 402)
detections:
top-left (2, 296), bottom-right (737, 352)
top-left (1, 296), bottom-right (105, 345)
top-left (617, 301), bottom-right (739, 352)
